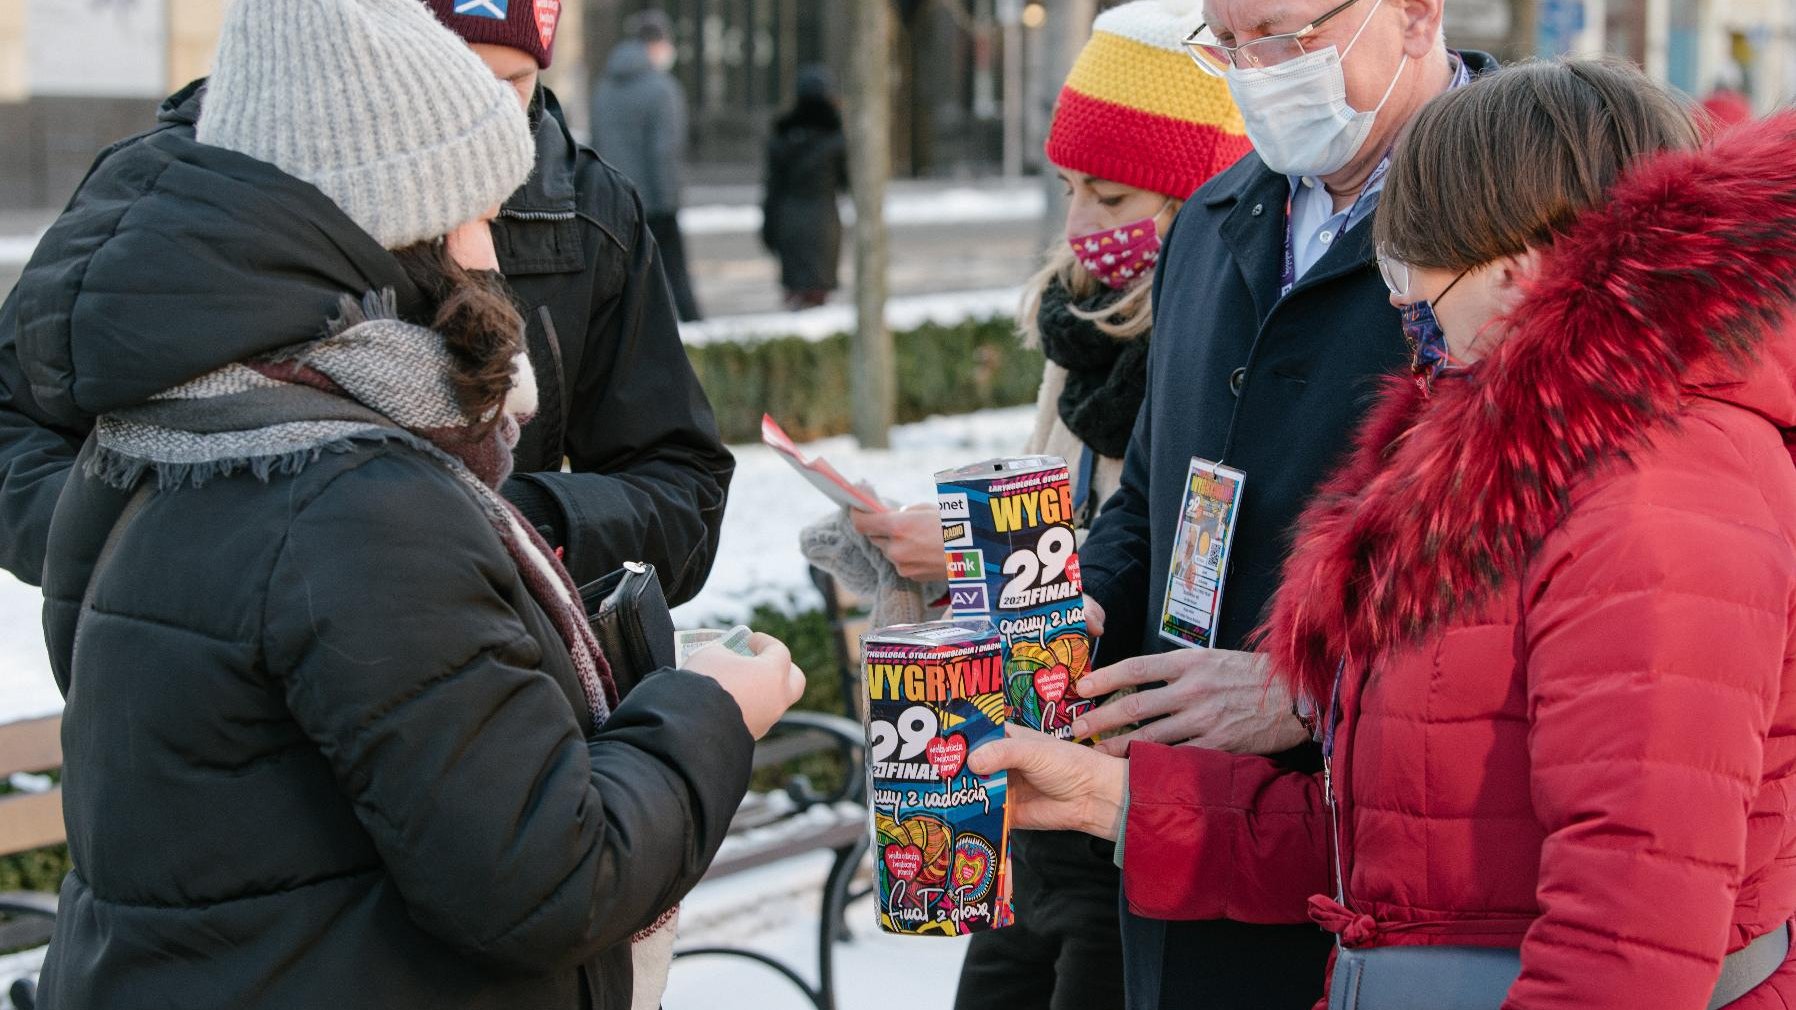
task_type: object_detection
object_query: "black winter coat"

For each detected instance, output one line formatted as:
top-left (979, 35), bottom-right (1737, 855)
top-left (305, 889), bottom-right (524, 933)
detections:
top-left (1078, 52), bottom-right (1501, 1010)
top-left (18, 118), bottom-right (753, 1010)
top-left (0, 81), bottom-right (733, 597)
top-left (762, 101), bottom-right (847, 293)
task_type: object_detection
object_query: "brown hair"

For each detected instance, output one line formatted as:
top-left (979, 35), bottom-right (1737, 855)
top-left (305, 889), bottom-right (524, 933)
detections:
top-left (1018, 197), bottom-right (1183, 347)
top-left (391, 240), bottom-right (525, 435)
top-left (1375, 58), bottom-right (1701, 272)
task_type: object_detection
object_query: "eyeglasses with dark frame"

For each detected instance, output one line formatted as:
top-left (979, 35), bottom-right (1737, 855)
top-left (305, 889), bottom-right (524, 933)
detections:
top-left (1183, 0), bottom-right (1366, 77)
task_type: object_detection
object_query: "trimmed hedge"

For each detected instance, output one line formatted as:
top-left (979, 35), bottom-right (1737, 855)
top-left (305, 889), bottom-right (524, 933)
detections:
top-left (0, 843), bottom-right (66, 894)
top-left (688, 316), bottom-right (1042, 444)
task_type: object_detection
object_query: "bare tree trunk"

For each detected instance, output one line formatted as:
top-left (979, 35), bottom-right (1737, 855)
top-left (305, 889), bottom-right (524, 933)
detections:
top-left (1039, 0), bottom-right (1098, 247)
top-left (847, 0), bottom-right (895, 448)
top-left (1505, 0), bottom-right (1538, 62)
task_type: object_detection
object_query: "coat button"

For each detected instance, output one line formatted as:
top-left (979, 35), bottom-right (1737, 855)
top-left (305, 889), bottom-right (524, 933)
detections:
top-left (1251, 203), bottom-right (1264, 216)
top-left (1229, 367), bottom-right (1247, 396)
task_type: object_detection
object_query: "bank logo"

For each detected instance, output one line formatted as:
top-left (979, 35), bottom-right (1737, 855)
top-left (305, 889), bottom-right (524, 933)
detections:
top-left (949, 583), bottom-right (990, 613)
top-left (938, 493), bottom-right (970, 521)
top-left (945, 550), bottom-right (985, 582)
top-left (942, 521), bottom-right (973, 548)
top-left (455, 0), bottom-right (508, 19)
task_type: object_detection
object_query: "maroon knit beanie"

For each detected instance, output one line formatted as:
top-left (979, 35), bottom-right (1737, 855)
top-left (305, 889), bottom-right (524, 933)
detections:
top-left (421, 0), bottom-right (561, 69)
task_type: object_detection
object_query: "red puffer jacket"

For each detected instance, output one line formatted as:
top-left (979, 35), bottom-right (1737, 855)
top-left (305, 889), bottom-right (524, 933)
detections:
top-left (1122, 115), bottom-right (1796, 1008)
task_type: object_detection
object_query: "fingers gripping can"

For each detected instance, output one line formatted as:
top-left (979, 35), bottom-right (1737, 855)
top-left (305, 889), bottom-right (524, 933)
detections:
top-left (861, 621), bottom-right (1015, 936)
top-left (935, 457), bottom-right (1094, 740)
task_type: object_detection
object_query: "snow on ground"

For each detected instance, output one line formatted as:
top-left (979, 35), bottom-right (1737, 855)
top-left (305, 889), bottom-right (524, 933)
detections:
top-left (664, 849), bottom-right (969, 1010)
top-left (672, 405), bottom-right (1037, 628)
top-left (681, 286), bottom-right (1021, 347)
top-left (680, 184), bottom-right (1044, 237)
top-left (0, 578), bottom-right (62, 726)
top-left (0, 233), bottom-right (44, 269)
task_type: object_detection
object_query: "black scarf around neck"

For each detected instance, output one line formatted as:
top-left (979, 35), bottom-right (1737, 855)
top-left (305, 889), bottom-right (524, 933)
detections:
top-left (1035, 279), bottom-right (1150, 459)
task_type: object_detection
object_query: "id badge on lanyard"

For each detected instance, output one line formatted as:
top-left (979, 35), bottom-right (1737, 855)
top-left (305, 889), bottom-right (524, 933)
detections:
top-left (1158, 457), bottom-right (1246, 650)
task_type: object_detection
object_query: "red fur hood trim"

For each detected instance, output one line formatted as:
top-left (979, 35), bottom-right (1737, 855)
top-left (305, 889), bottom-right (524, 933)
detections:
top-left (1260, 113), bottom-right (1796, 704)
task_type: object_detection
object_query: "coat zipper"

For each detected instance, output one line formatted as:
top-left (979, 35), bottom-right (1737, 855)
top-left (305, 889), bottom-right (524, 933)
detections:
top-left (501, 209), bottom-right (578, 222)
top-left (1322, 660), bottom-right (1358, 921)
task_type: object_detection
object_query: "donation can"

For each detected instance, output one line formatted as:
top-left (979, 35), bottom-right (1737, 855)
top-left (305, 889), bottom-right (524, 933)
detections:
top-left (935, 457), bottom-right (1094, 740)
top-left (861, 621), bottom-right (1015, 936)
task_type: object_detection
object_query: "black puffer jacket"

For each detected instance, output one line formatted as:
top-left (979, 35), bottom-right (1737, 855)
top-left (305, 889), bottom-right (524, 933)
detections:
top-left (0, 81), bottom-right (732, 596)
top-left (21, 119), bottom-right (752, 1010)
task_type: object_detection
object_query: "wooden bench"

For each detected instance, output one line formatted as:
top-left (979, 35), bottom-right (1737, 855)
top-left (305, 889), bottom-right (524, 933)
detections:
top-left (809, 566), bottom-right (872, 720)
top-left (668, 568), bottom-right (877, 1009)
top-left (672, 710), bottom-right (867, 1010)
top-left (0, 715), bottom-right (67, 1010)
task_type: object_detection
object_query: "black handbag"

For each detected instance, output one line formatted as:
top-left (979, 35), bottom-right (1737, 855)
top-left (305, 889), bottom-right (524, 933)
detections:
top-left (578, 561), bottom-right (676, 699)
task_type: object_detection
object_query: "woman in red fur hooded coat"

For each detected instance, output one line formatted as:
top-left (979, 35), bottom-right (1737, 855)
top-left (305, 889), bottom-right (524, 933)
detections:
top-left (972, 59), bottom-right (1796, 1008)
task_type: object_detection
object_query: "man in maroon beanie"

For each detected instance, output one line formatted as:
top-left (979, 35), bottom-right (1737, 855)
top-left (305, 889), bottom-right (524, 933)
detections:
top-left (0, 0), bottom-right (736, 607)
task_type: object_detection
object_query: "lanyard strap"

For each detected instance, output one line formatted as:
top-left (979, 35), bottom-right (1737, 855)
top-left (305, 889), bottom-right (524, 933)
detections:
top-left (1321, 658), bottom-right (1348, 760)
top-left (1072, 443), bottom-right (1098, 520)
top-left (1280, 158), bottom-right (1390, 298)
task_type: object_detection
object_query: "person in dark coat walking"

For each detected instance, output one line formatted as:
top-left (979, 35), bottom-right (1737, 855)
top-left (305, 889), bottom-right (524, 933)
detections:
top-left (971, 0), bottom-right (1499, 1003)
top-left (594, 10), bottom-right (703, 322)
top-left (0, 0), bottom-right (733, 597)
top-left (762, 66), bottom-right (847, 310)
top-left (19, 2), bottom-right (802, 1008)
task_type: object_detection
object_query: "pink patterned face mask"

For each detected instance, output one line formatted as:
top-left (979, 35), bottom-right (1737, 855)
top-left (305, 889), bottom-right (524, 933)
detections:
top-left (1069, 212), bottom-right (1165, 290)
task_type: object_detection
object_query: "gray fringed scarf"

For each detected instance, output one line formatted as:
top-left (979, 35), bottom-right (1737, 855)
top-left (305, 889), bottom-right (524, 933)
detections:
top-left (89, 291), bottom-right (618, 725)
top-left (91, 294), bottom-right (698, 1004)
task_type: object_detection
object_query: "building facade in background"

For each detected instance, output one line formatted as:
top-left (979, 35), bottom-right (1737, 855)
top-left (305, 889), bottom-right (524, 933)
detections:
top-left (2, 0), bottom-right (1794, 211)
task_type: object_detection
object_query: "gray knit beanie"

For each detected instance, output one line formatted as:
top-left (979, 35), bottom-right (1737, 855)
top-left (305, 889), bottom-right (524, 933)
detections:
top-left (196, 0), bottom-right (535, 250)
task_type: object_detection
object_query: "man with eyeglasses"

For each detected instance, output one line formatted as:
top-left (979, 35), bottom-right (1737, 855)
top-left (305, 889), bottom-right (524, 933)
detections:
top-left (1062, 0), bottom-right (1496, 1005)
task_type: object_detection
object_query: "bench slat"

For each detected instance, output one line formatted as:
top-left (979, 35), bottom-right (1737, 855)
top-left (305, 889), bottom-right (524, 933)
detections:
top-left (0, 717), bottom-right (61, 779)
top-left (0, 791), bottom-right (66, 856)
top-left (841, 617), bottom-right (872, 668)
top-left (704, 816), bottom-right (864, 881)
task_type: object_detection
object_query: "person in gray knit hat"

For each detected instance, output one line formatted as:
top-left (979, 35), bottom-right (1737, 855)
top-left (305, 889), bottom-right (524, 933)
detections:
top-left (14, 2), bottom-right (801, 1008)
top-left (196, 0), bottom-right (536, 250)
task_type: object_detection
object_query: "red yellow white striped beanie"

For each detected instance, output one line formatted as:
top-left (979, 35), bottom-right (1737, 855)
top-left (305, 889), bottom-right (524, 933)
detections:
top-left (1047, 0), bottom-right (1252, 200)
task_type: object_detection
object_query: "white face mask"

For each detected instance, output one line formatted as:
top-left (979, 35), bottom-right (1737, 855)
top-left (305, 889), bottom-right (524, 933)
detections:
top-left (1224, 0), bottom-right (1409, 178)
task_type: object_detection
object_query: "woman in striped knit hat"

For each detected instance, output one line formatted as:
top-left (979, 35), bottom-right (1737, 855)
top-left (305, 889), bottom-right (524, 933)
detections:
top-left (849, 3), bottom-right (1252, 1006)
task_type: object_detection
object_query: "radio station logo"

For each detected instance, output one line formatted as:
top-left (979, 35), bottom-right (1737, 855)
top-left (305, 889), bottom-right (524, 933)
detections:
top-left (942, 521), bottom-right (974, 548)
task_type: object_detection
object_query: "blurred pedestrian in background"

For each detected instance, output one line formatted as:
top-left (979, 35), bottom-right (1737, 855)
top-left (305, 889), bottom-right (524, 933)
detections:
top-left (595, 9), bottom-right (703, 321)
top-left (761, 65), bottom-right (848, 311)
top-left (1702, 85), bottom-right (1754, 130)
